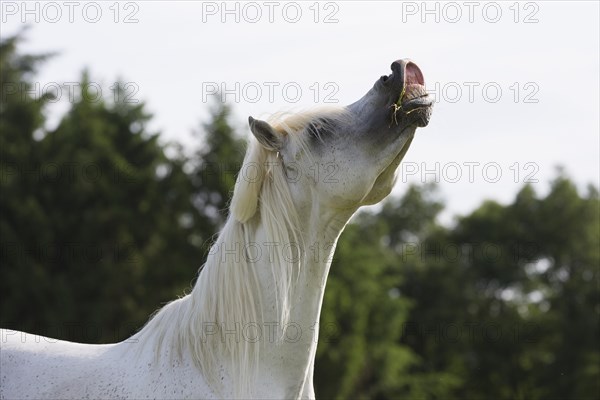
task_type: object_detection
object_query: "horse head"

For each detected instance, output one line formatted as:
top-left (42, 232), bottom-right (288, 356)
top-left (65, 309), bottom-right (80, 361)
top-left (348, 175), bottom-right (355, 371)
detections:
top-left (242, 59), bottom-right (433, 220)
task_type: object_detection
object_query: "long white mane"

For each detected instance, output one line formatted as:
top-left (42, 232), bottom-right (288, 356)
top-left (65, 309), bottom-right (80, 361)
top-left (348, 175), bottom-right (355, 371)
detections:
top-left (135, 108), bottom-right (348, 396)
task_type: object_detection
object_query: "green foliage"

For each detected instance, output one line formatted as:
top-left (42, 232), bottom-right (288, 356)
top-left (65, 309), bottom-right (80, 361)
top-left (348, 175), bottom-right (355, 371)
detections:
top-left (394, 178), bottom-right (599, 400)
top-left (1, 34), bottom-right (598, 399)
top-left (190, 101), bottom-right (246, 227)
top-left (0, 34), bottom-right (242, 342)
top-left (316, 185), bottom-right (466, 399)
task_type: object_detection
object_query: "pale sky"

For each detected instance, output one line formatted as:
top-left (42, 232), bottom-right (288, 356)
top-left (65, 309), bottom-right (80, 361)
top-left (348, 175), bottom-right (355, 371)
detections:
top-left (3, 1), bottom-right (599, 224)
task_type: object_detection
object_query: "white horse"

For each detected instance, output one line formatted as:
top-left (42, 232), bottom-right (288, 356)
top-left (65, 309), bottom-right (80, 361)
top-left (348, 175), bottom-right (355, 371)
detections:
top-left (0, 59), bottom-right (432, 399)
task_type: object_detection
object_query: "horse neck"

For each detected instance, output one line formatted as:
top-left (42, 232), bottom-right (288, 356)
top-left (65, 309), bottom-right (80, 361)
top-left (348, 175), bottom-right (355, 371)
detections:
top-left (250, 200), bottom-right (354, 395)
top-left (257, 206), bottom-right (347, 316)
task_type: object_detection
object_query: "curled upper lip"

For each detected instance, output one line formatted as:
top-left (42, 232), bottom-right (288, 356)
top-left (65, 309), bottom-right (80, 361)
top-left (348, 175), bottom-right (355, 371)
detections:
top-left (382, 59), bottom-right (432, 113)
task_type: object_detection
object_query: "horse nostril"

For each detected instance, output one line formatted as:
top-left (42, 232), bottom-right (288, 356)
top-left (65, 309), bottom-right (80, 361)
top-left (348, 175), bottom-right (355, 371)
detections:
top-left (390, 60), bottom-right (406, 74)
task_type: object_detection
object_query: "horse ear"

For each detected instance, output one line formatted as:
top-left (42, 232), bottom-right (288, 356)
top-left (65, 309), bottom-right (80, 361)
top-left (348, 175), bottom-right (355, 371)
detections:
top-left (249, 116), bottom-right (282, 151)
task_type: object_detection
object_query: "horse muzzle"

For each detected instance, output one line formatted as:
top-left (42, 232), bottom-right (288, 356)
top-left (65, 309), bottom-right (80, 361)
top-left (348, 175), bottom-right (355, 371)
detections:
top-left (386, 59), bottom-right (433, 128)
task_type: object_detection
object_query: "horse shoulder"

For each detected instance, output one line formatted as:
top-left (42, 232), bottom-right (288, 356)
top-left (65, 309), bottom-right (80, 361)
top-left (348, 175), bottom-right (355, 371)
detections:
top-left (0, 329), bottom-right (217, 399)
top-left (0, 329), bottom-right (126, 399)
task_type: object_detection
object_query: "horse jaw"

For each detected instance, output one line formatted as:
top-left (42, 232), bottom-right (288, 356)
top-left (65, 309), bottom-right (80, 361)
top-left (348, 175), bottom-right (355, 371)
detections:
top-left (360, 132), bottom-right (415, 206)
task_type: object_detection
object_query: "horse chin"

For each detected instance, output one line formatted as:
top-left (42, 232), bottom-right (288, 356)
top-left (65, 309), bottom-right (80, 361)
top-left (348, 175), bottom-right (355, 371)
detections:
top-left (405, 105), bottom-right (433, 128)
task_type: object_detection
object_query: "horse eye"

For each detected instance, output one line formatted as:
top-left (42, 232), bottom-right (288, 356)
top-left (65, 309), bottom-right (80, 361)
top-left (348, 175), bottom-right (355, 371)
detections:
top-left (306, 118), bottom-right (336, 143)
top-left (307, 123), bottom-right (323, 137)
